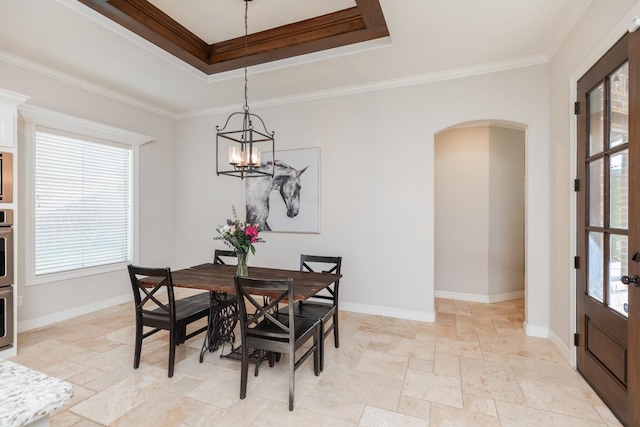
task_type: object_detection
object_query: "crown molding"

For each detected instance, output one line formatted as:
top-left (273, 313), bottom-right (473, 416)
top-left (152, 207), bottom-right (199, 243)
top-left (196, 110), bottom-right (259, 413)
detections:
top-left (1, 47), bottom-right (547, 122)
top-left (180, 54), bottom-right (549, 119)
top-left (0, 50), bottom-right (179, 119)
top-left (0, 88), bottom-right (30, 106)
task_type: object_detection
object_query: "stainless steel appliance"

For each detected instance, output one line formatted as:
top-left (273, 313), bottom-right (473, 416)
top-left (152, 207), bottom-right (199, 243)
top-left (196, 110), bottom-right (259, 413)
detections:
top-left (0, 285), bottom-right (13, 349)
top-left (0, 209), bottom-right (13, 287)
top-left (0, 152), bottom-right (12, 203)
top-left (0, 208), bottom-right (13, 350)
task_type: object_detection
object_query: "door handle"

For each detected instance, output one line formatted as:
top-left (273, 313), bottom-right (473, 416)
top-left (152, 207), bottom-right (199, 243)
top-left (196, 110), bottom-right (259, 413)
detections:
top-left (620, 275), bottom-right (640, 287)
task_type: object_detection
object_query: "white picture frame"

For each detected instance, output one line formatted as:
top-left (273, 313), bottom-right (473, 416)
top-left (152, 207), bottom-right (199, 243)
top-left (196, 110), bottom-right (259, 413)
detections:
top-left (245, 147), bottom-right (319, 233)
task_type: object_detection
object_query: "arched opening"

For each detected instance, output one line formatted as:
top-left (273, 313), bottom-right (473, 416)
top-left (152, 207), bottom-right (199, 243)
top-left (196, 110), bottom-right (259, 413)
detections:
top-left (434, 120), bottom-right (527, 315)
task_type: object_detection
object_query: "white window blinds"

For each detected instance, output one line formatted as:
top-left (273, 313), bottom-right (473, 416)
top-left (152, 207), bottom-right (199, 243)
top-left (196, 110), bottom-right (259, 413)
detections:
top-left (34, 131), bottom-right (133, 276)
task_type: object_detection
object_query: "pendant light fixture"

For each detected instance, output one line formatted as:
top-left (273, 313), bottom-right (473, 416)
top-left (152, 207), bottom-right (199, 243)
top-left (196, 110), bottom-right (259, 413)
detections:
top-left (216, 0), bottom-right (275, 179)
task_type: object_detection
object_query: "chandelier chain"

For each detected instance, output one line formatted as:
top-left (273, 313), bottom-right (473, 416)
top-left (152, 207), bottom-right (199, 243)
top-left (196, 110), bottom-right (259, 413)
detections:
top-left (243, 0), bottom-right (249, 112)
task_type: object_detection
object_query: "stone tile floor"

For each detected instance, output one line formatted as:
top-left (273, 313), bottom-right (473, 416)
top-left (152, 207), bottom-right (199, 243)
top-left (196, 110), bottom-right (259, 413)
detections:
top-left (9, 298), bottom-right (623, 426)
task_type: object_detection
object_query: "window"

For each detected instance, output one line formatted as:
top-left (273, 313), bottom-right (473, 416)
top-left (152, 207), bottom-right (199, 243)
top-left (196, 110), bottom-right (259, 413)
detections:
top-left (21, 106), bottom-right (152, 284)
top-left (34, 131), bottom-right (132, 276)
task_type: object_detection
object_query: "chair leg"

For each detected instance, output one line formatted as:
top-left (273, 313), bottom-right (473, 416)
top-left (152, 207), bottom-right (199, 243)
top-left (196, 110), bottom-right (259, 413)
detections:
top-left (289, 349), bottom-right (295, 411)
top-left (314, 326), bottom-right (321, 376)
top-left (333, 311), bottom-right (340, 348)
top-left (168, 329), bottom-right (176, 378)
top-left (240, 345), bottom-right (249, 400)
top-left (319, 321), bottom-right (325, 372)
top-left (133, 319), bottom-right (142, 369)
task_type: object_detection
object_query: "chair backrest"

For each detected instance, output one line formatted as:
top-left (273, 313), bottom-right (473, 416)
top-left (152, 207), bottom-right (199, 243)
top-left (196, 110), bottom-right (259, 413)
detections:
top-left (128, 265), bottom-right (176, 323)
top-left (299, 254), bottom-right (342, 304)
top-left (214, 249), bottom-right (237, 265)
top-left (234, 276), bottom-right (295, 341)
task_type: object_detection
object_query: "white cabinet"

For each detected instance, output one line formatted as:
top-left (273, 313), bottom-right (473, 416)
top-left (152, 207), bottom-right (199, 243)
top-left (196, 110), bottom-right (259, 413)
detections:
top-left (0, 103), bottom-right (17, 148)
top-left (0, 89), bottom-right (28, 359)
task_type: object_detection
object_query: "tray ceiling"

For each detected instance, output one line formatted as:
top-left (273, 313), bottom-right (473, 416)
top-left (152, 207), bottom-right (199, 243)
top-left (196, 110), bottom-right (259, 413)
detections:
top-left (77, 0), bottom-right (389, 75)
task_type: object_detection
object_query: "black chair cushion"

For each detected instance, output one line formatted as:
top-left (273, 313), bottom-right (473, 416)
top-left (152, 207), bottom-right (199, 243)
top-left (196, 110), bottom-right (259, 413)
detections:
top-left (249, 313), bottom-right (320, 342)
top-left (290, 301), bottom-right (335, 322)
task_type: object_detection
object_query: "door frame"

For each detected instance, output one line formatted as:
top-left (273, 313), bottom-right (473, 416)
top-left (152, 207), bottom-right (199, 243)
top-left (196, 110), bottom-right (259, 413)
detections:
top-left (569, 9), bottom-right (640, 369)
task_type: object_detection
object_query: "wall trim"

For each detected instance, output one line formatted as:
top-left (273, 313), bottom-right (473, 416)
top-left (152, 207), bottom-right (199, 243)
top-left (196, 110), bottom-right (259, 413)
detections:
top-left (0, 88), bottom-right (30, 106)
top-left (19, 104), bottom-right (154, 147)
top-left (341, 301), bottom-right (436, 323)
top-left (434, 289), bottom-right (525, 303)
top-left (0, 50), bottom-right (177, 119)
top-left (0, 46), bottom-right (546, 121)
top-left (524, 321), bottom-right (549, 338)
top-left (17, 293), bottom-right (131, 333)
top-left (548, 329), bottom-right (573, 366)
top-left (181, 55), bottom-right (549, 119)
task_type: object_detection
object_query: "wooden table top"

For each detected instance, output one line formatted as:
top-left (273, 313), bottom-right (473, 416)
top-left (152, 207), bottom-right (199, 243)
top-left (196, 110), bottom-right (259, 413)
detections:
top-left (166, 263), bottom-right (341, 301)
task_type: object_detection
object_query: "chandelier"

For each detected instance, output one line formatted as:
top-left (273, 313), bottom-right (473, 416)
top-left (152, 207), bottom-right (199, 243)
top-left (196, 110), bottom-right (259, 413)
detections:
top-left (216, 0), bottom-right (275, 179)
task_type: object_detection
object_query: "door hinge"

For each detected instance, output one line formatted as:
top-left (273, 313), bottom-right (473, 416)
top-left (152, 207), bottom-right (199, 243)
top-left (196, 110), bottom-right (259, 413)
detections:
top-left (574, 256), bottom-right (580, 269)
top-left (574, 179), bottom-right (579, 192)
top-left (574, 101), bottom-right (580, 115)
top-left (574, 333), bottom-right (579, 346)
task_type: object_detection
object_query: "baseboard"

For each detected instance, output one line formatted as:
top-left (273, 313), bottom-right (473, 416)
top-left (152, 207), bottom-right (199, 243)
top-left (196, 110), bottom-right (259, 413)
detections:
top-left (0, 346), bottom-right (17, 359)
top-left (524, 321), bottom-right (549, 338)
top-left (341, 301), bottom-right (436, 323)
top-left (548, 329), bottom-right (572, 363)
top-left (17, 294), bottom-right (132, 333)
top-left (434, 290), bottom-right (524, 303)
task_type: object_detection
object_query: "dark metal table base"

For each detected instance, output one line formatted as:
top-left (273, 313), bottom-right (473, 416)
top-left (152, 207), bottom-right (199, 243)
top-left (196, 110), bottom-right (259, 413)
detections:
top-left (199, 293), bottom-right (239, 363)
top-left (221, 346), bottom-right (275, 376)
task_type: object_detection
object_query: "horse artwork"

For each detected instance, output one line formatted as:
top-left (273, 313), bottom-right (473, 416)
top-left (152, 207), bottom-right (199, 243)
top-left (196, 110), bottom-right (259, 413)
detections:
top-left (246, 160), bottom-right (308, 231)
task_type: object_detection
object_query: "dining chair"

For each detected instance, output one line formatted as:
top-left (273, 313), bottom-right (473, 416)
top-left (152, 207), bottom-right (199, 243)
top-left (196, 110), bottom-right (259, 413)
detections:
top-left (279, 254), bottom-right (341, 371)
top-left (127, 264), bottom-right (211, 377)
top-left (234, 276), bottom-right (321, 411)
top-left (214, 249), bottom-right (237, 265)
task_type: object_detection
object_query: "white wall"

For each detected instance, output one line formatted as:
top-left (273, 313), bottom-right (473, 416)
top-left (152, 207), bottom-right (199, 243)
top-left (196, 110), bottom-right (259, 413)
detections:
top-left (0, 60), bottom-right (177, 329)
top-left (175, 64), bottom-right (550, 326)
top-left (435, 126), bottom-right (491, 296)
top-left (435, 126), bottom-right (525, 301)
top-left (488, 127), bottom-right (525, 296)
top-left (0, 18), bottom-right (554, 335)
top-left (548, 0), bottom-right (640, 358)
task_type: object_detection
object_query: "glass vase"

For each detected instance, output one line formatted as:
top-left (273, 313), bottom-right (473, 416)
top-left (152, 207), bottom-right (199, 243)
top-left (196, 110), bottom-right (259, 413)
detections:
top-left (236, 250), bottom-right (249, 277)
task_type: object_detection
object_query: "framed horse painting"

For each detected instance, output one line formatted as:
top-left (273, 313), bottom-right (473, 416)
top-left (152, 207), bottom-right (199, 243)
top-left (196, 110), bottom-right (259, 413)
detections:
top-left (245, 147), bottom-right (320, 233)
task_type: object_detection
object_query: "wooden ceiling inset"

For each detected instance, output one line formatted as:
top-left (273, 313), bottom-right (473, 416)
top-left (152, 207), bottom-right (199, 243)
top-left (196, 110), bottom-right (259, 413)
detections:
top-left (77, 0), bottom-right (389, 75)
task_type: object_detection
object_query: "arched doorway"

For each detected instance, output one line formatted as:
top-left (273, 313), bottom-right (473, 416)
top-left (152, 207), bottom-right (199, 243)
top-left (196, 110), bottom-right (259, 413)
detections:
top-left (434, 121), bottom-right (526, 314)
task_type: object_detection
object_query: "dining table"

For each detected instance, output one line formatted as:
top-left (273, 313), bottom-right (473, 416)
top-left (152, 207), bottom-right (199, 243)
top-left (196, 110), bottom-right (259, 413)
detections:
top-left (156, 262), bottom-right (342, 370)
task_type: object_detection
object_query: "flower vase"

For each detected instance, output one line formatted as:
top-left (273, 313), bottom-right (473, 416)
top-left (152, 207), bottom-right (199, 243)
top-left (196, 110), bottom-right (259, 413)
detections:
top-left (236, 250), bottom-right (249, 277)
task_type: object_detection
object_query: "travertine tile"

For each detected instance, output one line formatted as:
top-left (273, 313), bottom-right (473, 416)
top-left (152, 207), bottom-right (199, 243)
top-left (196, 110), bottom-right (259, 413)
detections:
top-left (433, 352), bottom-right (460, 378)
top-left (519, 380), bottom-right (603, 421)
top-left (430, 402), bottom-right (501, 426)
top-left (435, 336), bottom-right (483, 359)
top-left (111, 391), bottom-right (206, 426)
top-left (251, 400), bottom-right (327, 426)
top-left (359, 405), bottom-right (427, 426)
top-left (315, 365), bottom-right (403, 411)
top-left (463, 393), bottom-right (498, 417)
top-left (402, 369), bottom-right (463, 408)
top-left (300, 390), bottom-right (365, 423)
top-left (69, 365), bottom-right (172, 425)
top-left (355, 349), bottom-right (408, 380)
top-left (321, 417), bottom-right (358, 427)
top-left (7, 298), bottom-right (620, 427)
top-left (408, 357), bottom-right (434, 372)
top-left (495, 400), bottom-right (606, 427)
top-left (396, 395), bottom-right (431, 420)
top-left (460, 357), bottom-right (526, 404)
top-left (389, 335), bottom-right (436, 361)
